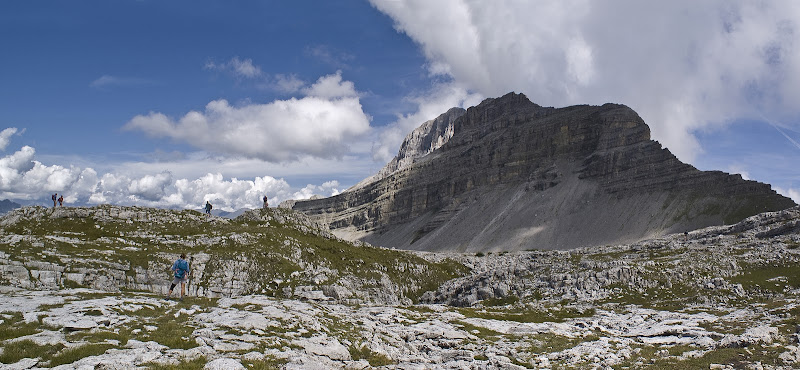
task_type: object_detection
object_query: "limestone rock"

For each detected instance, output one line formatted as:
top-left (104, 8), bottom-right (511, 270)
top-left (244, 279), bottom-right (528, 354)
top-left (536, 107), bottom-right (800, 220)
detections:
top-left (204, 358), bottom-right (245, 370)
top-left (293, 93), bottom-right (794, 251)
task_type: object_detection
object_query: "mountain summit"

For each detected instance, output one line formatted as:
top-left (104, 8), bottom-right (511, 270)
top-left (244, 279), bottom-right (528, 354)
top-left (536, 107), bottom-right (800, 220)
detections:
top-left (294, 93), bottom-right (795, 251)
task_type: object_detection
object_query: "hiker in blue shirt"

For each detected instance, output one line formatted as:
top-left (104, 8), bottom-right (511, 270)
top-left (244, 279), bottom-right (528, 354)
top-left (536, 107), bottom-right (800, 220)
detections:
top-left (204, 201), bottom-right (212, 216)
top-left (166, 253), bottom-right (190, 300)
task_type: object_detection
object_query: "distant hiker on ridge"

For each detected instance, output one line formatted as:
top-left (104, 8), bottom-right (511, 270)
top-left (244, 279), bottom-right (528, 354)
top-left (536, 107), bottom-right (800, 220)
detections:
top-left (58, 195), bottom-right (63, 207)
top-left (166, 253), bottom-right (190, 300)
top-left (205, 201), bottom-right (212, 216)
top-left (263, 195), bottom-right (269, 209)
top-left (51, 193), bottom-right (57, 208)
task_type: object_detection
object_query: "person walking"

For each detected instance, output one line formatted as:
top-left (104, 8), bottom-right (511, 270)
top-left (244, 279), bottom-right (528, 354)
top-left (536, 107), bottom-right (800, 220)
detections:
top-left (204, 201), bottom-right (212, 216)
top-left (51, 193), bottom-right (57, 208)
top-left (166, 253), bottom-right (190, 300)
top-left (263, 195), bottom-right (269, 209)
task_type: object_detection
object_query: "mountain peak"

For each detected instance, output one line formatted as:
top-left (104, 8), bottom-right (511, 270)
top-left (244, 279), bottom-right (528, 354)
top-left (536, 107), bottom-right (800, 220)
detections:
top-left (295, 94), bottom-right (794, 252)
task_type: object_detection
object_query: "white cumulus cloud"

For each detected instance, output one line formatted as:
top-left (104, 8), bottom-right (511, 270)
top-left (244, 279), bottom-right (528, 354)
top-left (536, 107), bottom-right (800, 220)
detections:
top-left (124, 72), bottom-right (372, 162)
top-left (302, 71), bottom-right (358, 99)
top-left (776, 186), bottom-right (800, 204)
top-left (0, 128), bottom-right (347, 210)
top-left (0, 128), bottom-right (18, 151)
top-left (128, 172), bottom-right (173, 201)
top-left (370, 0), bottom-right (800, 163)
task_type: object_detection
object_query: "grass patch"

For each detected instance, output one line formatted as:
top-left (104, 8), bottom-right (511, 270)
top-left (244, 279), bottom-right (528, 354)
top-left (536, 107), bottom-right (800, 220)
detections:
top-left (526, 333), bottom-right (600, 354)
top-left (348, 345), bottom-right (394, 367)
top-left (49, 343), bottom-right (113, 367)
top-left (731, 263), bottom-right (800, 293)
top-left (143, 320), bottom-right (197, 349)
top-left (0, 311), bottom-right (41, 341)
top-left (146, 356), bottom-right (207, 369)
top-left (67, 329), bottom-right (128, 345)
top-left (458, 305), bottom-right (595, 323)
top-left (242, 356), bottom-right (286, 369)
top-left (456, 320), bottom-right (503, 341)
top-left (482, 295), bottom-right (520, 306)
top-left (0, 339), bottom-right (64, 364)
top-left (623, 344), bottom-right (787, 369)
top-left (600, 282), bottom-right (704, 311)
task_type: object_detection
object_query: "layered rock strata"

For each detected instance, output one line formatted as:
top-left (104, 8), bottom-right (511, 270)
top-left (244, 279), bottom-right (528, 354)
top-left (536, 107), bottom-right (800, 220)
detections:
top-left (293, 93), bottom-right (795, 251)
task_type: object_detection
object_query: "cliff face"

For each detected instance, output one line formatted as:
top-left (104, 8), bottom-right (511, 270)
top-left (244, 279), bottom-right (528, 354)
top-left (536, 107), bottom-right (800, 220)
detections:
top-left (293, 93), bottom-right (795, 251)
top-left (349, 107), bottom-right (465, 191)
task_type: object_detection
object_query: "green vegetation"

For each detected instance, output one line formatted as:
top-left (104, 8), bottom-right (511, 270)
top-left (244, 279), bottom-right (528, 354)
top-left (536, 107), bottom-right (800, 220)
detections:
top-left (527, 333), bottom-right (600, 354)
top-left (0, 206), bottom-right (469, 304)
top-left (67, 329), bottom-right (128, 345)
top-left (482, 295), bottom-right (520, 306)
top-left (348, 344), bottom-right (394, 367)
top-left (146, 356), bottom-right (208, 370)
top-left (0, 312), bottom-right (41, 340)
top-left (456, 320), bottom-right (503, 341)
top-left (49, 343), bottom-right (113, 367)
top-left (0, 339), bottom-right (64, 364)
top-left (731, 263), bottom-right (800, 293)
top-left (242, 356), bottom-right (286, 369)
top-left (139, 316), bottom-right (197, 350)
top-left (457, 305), bottom-right (595, 324)
top-left (613, 344), bottom-right (789, 369)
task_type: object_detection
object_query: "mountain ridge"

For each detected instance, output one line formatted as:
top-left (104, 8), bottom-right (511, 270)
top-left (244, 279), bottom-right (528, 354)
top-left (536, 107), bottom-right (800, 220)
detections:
top-left (293, 92), bottom-right (795, 251)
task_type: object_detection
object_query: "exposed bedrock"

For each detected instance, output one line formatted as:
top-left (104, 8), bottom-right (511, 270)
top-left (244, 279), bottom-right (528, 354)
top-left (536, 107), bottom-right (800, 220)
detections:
top-left (294, 93), bottom-right (794, 251)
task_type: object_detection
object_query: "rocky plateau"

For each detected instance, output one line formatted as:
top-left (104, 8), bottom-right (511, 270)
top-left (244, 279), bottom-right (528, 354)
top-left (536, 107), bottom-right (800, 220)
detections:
top-left (2, 205), bottom-right (800, 368)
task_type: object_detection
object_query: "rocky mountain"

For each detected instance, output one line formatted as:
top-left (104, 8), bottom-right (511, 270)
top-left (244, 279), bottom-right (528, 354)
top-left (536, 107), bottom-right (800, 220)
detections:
top-left (350, 107), bottom-right (466, 191)
top-left (293, 93), bottom-right (795, 252)
top-left (3, 205), bottom-right (800, 368)
top-left (0, 199), bottom-right (21, 215)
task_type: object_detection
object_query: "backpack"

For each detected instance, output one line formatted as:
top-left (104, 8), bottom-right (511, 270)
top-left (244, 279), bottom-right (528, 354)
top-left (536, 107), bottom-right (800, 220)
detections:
top-left (174, 259), bottom-right (188, 278)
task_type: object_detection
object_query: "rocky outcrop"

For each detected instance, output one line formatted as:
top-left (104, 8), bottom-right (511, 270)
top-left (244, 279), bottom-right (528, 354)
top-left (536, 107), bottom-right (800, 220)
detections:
top-left (293, 93), bottom-right (795, 251)
top-left (0, 205), bottom-right (466, 304)
top-left (350, 107), bottom-right (466, 191)
top-left (420, 205), bottom-right (800, 307)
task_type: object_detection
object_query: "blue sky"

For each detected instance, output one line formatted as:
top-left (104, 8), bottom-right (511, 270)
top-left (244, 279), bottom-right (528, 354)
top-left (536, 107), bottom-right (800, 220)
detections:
top-left (1, 1), bottom-right (800, 210)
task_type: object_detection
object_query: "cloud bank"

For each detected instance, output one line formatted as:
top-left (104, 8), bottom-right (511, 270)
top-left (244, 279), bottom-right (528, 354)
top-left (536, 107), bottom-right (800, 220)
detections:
top-left (370, 0), bottom-right (800, 162)
top-left (0, 141), bottom-right (341, 211)
top-left (124, 71), bottom-right (371, 162)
